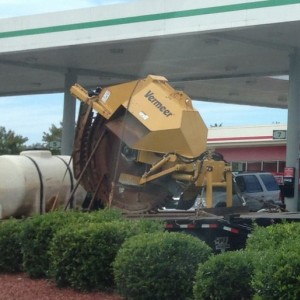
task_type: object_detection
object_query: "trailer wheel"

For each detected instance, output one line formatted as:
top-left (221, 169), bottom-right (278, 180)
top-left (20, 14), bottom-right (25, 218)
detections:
top-left (177, 199), bottom-right (195, 210)
top-left (215, 201), bottom-right (226, 208)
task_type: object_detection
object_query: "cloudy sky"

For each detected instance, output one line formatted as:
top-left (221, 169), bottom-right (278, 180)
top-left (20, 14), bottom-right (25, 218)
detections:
top-left (0, 0), bottom-right (288, 145)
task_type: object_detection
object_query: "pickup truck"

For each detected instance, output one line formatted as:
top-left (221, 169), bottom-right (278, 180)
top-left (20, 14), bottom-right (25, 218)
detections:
top-left (234, 172), bottom-right (283, 211)
top-left (164, 172), bottom-right (284, 212)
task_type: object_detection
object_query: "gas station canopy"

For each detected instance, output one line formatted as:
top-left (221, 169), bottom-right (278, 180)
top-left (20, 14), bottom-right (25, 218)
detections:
top-left (1, 0), bottom-right (300, 108)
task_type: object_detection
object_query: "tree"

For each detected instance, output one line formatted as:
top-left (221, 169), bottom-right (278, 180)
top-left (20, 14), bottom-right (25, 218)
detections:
top-left (0, 126), bottom-right (28, 155)
top-left (42, 122), bottom-right (62, 155)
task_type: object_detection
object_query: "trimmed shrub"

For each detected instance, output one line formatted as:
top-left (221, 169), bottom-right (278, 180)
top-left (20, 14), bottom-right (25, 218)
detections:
top-left (49, 220), bottom-right (130, 291)
top-left (81, 207), bottom-right (124, 223)
top-left (113, 231), bottom-right (212, 300)
top-left (19, 208), bottom-right (125, 279)
top-left (0, 219), bottom-right (23, 272)
top-left (20, 210), bottom-right (87, 278)
top-left (246, 222), bottom-right (300, 252)
top-left (193, 250), bottom-right (255, 300)
top-left (21, 212), bottom-right (68, 278)
top-left (251, 241), bottom-right (300, 299)
top-left (125, 218), bottom-right (165, 235)
top-left (246, 222), bottom-right (300, 299)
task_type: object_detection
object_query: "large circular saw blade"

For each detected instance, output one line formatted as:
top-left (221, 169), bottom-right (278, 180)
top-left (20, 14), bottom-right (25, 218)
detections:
top-left (72, 103), bottom-right (169, 213)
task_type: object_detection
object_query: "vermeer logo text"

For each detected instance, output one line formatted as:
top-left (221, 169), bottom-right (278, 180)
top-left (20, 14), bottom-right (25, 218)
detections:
top-left (144, 90), bottom-right (173, 117)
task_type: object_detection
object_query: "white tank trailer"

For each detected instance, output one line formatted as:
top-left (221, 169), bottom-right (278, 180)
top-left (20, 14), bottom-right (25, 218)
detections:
top-left (0, 150), bottom-right (87, 219)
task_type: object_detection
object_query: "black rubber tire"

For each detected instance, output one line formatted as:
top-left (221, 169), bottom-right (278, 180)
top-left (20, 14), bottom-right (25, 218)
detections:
top-left (176, 198), bottom-right (195, 210)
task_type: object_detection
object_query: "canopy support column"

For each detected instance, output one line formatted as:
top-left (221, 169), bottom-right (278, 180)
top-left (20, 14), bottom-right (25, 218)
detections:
top-left (61, 70), bottom-right (77, 155)
top-left (285, 49), bottom-right (300, 211)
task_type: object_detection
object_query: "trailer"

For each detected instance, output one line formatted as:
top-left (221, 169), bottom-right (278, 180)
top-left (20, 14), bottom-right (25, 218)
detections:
top-left (126, 208), bottom-right (300, 252)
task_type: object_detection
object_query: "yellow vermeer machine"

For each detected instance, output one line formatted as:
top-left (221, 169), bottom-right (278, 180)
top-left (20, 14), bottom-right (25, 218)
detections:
top-left (70, 75), bottom-right (232, 213)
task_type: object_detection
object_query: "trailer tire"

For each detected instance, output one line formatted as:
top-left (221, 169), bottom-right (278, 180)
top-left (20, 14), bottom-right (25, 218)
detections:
top-left (215, 201), bottom-right (226, 208)
top-left (177, 199), bottom-right (195, 210)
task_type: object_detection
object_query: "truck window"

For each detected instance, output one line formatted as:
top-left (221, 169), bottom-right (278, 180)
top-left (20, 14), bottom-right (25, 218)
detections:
top-left (259, 174), bottom-right (280, 191)
top-left (236, 175), bottom-right (263, 193)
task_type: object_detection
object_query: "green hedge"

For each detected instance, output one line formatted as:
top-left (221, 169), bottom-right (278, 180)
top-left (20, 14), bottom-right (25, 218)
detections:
top-left (194, 250), bottom-right (255, 300)
top-left (113, 231), bottom-right (212, 300)
top-left (246, 222), bottom-right (300, 252)
top-left (48, 221), bottom-right (128, 291)
top-left (251, 242), bottom-right (300, 299)
top-left (193, 222), bottom-right (300, 300)
top-left (19, 209), bottom-right (124, 278)
top-left (48, 218), bottom-right (164, 291)
top-left (19, 210), bottom-right (86, 278)
top-left (3, 209), bottom-right (300, 299)
top-left (79, 208), bottom-right (124, 223)
top-left (246, 222), bottom-right (300, 299)
top-left (122, 218), bottom-right (165, 235)
top-left (0, 219), bottom-right (23, 273)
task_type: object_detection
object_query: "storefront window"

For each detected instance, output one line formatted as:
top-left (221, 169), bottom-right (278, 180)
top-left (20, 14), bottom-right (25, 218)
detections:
top-left (230, 160), bottom-right (285, 173)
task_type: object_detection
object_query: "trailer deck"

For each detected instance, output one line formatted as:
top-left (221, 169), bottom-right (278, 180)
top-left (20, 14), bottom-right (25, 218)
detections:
top-left (126, 208), bottom-right (300, 252)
